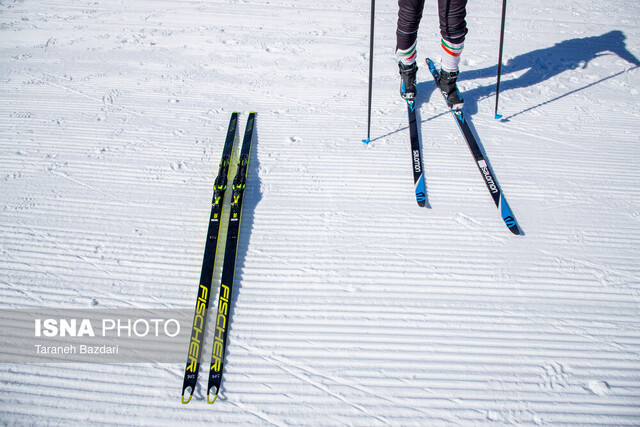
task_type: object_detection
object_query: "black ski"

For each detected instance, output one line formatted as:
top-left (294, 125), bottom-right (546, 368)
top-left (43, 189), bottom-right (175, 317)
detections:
top-left (407, 100), bottom-right (426, 207)
top-left (182, 112), bottom-right (238, 404)
top-left (207, 111), bottom-right (256, 404)
top-left (426, 58), bottom-right (521, 235)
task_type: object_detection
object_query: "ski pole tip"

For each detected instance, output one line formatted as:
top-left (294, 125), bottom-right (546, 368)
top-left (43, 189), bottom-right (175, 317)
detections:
top-left (362, 138), bottom-right (371, 144)
top-left (494, 113), bottom-right (503, 120)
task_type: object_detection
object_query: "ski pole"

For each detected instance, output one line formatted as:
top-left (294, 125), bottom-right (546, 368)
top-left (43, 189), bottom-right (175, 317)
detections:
top-left (494, 0), bottom-right (507, 119)
top-left (363, 0), bottom-right (375, 143)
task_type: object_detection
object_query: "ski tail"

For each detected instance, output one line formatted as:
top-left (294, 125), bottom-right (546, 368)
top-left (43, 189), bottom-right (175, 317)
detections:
top-left (499, 194), bottom-right (520, 235)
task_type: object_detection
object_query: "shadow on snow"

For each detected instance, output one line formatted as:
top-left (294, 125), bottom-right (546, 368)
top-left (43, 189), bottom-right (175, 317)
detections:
top-left (415, 30), bottom-right (639, 119)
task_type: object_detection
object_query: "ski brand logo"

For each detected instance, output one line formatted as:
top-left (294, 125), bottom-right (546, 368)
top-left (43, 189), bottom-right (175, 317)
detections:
top-left (186, 284), bottom-right (208, 372)
top-left (211, 284), bottom-right (230, 372)
top-left (413, 150), bottom-right (421, 173)
top-left (478, 160), bottom-right (498, 194)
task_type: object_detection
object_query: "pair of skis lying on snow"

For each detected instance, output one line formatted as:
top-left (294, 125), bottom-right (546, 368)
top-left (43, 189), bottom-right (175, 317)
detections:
top-left (183, 59), bottom-right (517, 402)
top-left (409, 58), bottom-right (520, 235)
top-left (181, 112), bottom-right (255, 404)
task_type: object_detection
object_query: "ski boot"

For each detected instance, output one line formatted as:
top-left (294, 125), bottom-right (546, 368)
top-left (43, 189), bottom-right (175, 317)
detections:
top-left (398, 61), bottom-right (418, 100)
top-left (437, 69), bottom-right (464, 110)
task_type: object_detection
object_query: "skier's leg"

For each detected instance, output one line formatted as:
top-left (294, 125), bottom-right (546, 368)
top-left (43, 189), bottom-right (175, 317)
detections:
top-left (437, 0), bottom-right (468, 109)
top-left (396, 0), bottom-right (426, 99)
top-left (397, 0), bottom-right (426, 63)
top-left (437, 0), bottom-right (467, 72)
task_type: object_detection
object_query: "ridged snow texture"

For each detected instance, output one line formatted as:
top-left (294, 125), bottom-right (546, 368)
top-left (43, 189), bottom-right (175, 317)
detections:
top-left (1, 0), bottom-right (639, 425)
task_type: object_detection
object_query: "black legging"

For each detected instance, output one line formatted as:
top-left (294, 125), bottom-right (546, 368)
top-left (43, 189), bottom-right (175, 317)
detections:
top-left (397, 0), bottom-right (468, 50)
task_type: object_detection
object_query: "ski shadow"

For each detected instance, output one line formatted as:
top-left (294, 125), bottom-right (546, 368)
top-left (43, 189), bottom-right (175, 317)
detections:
top-left (426, 30), bottom-right (639, 119)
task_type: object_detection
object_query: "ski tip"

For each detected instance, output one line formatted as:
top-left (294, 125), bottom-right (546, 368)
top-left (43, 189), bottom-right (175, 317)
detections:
top-left (207, 386), bottom-right (219, 404)
top-left (499, 195), bottom-right (522, 235)
top-left (362, 138), bottom-right (370, 144)
top-left (494, 113), bottom-right (503, 120)
top-left (181, 387), bottom-right (193, 404)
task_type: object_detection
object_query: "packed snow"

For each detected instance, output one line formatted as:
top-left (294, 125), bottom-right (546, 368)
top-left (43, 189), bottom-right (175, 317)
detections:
top-left (1, 0), bottom-right (639, 424)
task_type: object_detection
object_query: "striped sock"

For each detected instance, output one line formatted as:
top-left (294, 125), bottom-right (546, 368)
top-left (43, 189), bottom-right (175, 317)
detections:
top-left (396, 40), bottom-right (417, 66)
top-left (440, 39), bottom-right (464, 72)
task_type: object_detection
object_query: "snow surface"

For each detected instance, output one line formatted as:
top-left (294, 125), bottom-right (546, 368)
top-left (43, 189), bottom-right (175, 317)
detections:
top-left (1, 0), bottom-right (640, 425)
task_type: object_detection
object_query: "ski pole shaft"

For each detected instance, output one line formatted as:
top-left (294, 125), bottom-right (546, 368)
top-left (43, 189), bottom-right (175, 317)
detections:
top-left (363, 0), bottom-right (375, 143)
top-left (494, 0), bottom-right (507, 119)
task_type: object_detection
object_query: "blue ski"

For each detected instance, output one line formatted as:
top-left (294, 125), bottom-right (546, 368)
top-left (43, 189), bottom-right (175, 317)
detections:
top-left (407, 100), bottom-right (426, 207)
top-left (426, 58), bottom-right (521, 235)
